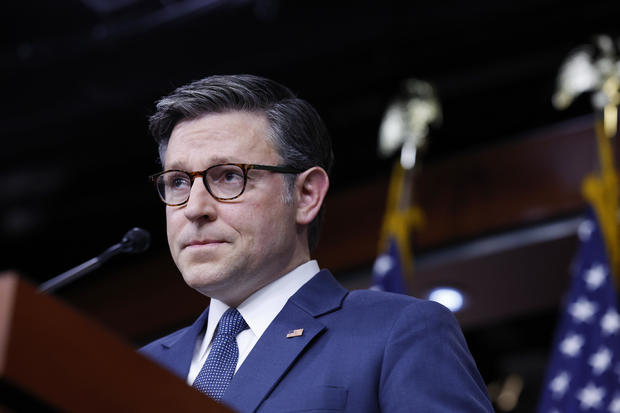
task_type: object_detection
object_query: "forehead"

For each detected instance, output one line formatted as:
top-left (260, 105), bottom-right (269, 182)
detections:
top-left (165, 111), bottom-right (278, 168)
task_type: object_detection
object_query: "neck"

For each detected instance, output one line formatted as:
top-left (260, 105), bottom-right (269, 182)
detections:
top-left (219, 254), bottom-right (311, 308)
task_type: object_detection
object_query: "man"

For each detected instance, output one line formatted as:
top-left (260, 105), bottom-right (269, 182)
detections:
top-left (140, 74), bottom-right (493, 412)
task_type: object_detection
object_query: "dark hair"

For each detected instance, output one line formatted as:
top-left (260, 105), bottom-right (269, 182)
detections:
top-left (149, 74), bottom-right (334, 251)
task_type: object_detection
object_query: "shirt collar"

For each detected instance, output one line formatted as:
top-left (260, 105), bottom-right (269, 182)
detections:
top-left (204, 260), bottom-right (320, 345)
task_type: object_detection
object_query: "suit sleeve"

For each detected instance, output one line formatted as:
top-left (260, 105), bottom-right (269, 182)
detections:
top-left (379, 300), bottom-right (494, 412)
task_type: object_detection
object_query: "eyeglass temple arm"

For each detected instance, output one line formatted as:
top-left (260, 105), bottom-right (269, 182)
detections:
top-left (250, 165), bottom-right (304, 174)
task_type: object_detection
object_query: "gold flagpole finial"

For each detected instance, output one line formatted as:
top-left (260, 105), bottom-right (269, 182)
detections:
top-left (378, 79), bottom-right (442, 170)
top-left (553, 34), bottom-right (620, 138)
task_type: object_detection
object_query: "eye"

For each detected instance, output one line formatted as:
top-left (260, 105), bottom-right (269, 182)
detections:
top-left (172, 177), bottom-right (188, 188)
top-left (165, 172), bottom-right (191, 190)
top-left (209, 165), bottom-right (244, 185)
top-left (223, 170), bottom-right (243, 182)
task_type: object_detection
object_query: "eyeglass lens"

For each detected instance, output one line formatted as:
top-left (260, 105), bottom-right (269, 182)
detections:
top-left (156, 164), bottom-right (246, 204)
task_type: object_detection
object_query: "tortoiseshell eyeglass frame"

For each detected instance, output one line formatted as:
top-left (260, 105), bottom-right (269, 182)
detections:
top-left (149, 163), bottom-right (304, 206)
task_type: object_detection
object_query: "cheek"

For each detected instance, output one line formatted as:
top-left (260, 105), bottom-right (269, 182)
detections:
top-left (234, 203), bottom-right (277, 240)
top-left (165, 210), bottom-right (182, 247)
top-left (251, 204), bottom-right (295, 242)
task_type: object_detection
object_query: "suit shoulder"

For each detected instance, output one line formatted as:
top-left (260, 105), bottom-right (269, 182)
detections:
top-left (346, 289), bottom-right (450, 314)
top-left (139, 307), bottom-right (209, 357)
top-left (139, 325), bottom-right (192, 355)
top-left (341, 290), bottom-right (456, 334)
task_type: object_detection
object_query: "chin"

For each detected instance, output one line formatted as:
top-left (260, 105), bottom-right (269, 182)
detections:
top-left (180, 264), bottom-right (228, 295)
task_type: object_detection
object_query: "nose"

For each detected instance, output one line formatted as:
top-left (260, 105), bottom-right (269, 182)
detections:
top-left (182, 178), bottom-right (217, 222)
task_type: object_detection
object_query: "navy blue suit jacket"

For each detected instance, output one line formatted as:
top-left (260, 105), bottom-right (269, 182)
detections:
top-left (140, 270), bottom-right (493, 412)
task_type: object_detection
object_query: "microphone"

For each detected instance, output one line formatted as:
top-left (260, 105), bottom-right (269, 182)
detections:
top-left (119, 227), bottom-right (151, 254)
top-left (38, 227), bottom-right (151, 293)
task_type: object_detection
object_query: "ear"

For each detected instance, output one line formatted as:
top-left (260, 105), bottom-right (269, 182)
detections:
top-left (295, 167), bottom-right (330, 225)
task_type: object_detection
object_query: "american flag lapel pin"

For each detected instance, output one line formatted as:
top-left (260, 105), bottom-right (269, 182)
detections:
top-left (286, 328), bottom-right (304, 338)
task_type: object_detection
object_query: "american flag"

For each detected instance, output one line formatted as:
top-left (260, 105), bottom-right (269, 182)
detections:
top-left (538, 207), bottom-right (620, 412)
top-left (370, 237), bottom-right (408, 294)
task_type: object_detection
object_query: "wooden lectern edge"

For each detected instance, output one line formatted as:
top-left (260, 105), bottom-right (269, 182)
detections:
top-left (0, 273), bottom-right (19, 376)
top-left (0, 272), bottom-right (232, 412)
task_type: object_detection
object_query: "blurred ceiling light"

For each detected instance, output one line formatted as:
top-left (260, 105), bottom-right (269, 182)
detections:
top-left (427, 287), bottom-right (465, 312)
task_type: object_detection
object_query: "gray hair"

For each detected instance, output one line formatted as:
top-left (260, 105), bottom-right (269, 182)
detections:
top-left (149, 74), bottom-right (334, 251)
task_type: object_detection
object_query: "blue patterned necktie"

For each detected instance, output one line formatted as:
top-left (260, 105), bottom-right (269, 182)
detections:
top-left (192, 308), bottom-right (248, 401)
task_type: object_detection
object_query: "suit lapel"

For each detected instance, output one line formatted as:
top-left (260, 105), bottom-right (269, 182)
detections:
top-left (222, 270), bottom-right (348, 413)
top-left (156, 307), bottom-right (209, 379)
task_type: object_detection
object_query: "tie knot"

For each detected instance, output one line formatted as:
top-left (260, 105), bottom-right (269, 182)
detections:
top-left (217, 308), bottom-right (248, 337)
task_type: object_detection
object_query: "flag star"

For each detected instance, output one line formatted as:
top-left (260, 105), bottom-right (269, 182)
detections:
top-left (578, 219), bottom-right (595, 241)
top-left (610, 395), bottom-right (620, 413)
top-left (560, 333), bottom-right (585, 357)
top-left (568, 297), bottom-right (598, 323)
top-left (589, 347), bottom-right (613, 375)
top-left (373, 255), bottom-right (394, 276)
top-left (549, 371), bottom-right (571, 399)
top-left (576, 382), bottom-right (605, 409)
top-left (602, 309), bottom-right (620, 335)
top-left (584, 264), bottom-right (607, 290)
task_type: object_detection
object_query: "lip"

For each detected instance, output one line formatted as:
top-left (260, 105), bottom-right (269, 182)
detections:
top-left (184, 239), bottom-right (225, 249)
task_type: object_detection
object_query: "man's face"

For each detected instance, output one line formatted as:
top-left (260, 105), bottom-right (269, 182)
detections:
top-left (164, 111), bottom-right (305, 306)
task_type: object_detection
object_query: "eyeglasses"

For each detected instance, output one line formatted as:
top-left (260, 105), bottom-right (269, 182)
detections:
top-left (149, 163), bottom-right (303, 206)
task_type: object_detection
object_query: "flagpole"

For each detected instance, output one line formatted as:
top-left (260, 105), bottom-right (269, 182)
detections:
top-left (372, 79), bottom-right (440, 289)
top-left (583, 119), bottom-right (619, 283)
top-left (552, 34), bottom-right (620, 283)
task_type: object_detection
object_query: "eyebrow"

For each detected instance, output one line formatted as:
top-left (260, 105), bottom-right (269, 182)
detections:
top-left (166, 156), bottom-right (236, 171)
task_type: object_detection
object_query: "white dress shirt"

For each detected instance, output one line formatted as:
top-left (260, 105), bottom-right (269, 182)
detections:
top-left (187, 260), bottom-right (320, 384)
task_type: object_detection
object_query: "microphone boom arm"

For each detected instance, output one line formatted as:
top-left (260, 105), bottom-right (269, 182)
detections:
top-left (38, 228), bottom-right (150, 294)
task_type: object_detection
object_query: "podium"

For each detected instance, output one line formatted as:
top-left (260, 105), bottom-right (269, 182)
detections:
top-left (0, 272), bottom-right (232, 412)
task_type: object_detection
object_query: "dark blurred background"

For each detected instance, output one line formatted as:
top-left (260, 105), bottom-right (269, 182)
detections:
top-left (3, 1), bottom-right (620, 411)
